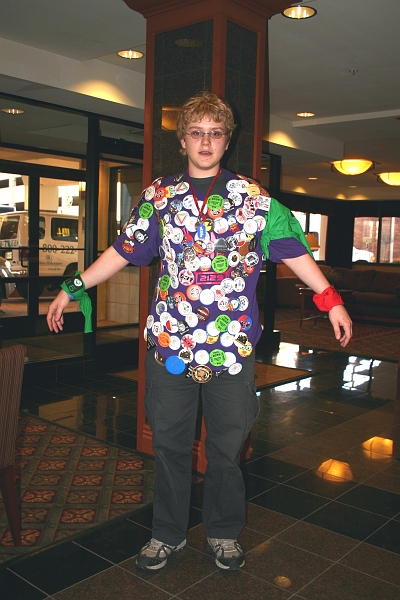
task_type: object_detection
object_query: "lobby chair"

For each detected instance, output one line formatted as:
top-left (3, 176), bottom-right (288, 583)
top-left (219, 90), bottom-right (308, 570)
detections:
top-left (0, 344), bottom-right (26, 545)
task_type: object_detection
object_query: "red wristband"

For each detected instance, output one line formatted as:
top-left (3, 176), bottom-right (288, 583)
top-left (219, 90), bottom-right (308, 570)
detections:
top-left (313, 285), bottom-right (344, 312)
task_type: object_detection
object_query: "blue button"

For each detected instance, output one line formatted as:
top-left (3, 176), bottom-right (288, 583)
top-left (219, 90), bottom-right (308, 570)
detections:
top-left (165, 355), bottom-right (186, 375)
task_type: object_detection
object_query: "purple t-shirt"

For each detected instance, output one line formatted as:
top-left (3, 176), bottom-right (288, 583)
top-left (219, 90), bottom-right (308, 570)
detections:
top-left (113, 169), bottom-right (307, 377)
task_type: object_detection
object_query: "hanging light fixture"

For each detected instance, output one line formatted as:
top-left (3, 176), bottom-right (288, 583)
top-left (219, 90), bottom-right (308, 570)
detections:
top-left (377, 172), bottom-right (400, 186)
top-left (282, 5), bottom-right (317, 19)
top-left (331, 159), bottom-right (374, 176)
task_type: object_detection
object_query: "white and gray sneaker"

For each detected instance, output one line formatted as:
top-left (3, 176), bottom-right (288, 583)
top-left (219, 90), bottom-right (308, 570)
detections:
top-left (136, 538), bottom-right (186, 570)
top-left (207, 537), bottom-right (245, 570)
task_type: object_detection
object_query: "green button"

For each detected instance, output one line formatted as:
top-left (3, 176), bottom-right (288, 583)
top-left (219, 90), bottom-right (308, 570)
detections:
top-left (139, 202), bottom-right (154, 219)
top-left (159, 219), bottom-right (165, 238)
top-left (209, 349), bottom-right (226, 367)
top-left (215, 314), bottom-right (231, 332)
top-left (207, 194), bottom-right (224, 210)
top-left (212, 255), bottom-right (229, 273)
top-left (159, 274), bottom-right (171, 291)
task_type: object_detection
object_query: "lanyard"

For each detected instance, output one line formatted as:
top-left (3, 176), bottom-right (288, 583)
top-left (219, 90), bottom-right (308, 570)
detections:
top-left (187, 168), bottom-right (221, 222)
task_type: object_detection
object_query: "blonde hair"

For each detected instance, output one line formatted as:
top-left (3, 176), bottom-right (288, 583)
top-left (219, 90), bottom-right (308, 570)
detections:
top-left (176, 91), bottom-right (236, 154)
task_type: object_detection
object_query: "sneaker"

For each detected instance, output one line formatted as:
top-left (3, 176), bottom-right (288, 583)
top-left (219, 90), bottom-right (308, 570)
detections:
top-left (136, 538), bottom-right (186, 570)
top-left (207, 537), bottom-right (245, 570)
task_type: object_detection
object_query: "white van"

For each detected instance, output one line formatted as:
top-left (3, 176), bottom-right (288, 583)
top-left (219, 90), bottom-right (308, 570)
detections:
top-left (0, 211), bottom-right (79, 297)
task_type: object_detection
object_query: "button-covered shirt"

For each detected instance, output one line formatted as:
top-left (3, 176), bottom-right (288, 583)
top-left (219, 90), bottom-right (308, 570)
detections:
top-left (113, 168), bottom-right (307, 377)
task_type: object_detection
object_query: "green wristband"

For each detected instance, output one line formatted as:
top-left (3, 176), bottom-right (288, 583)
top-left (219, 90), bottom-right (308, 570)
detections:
top-left (61, 273), bottom-right (93, 333)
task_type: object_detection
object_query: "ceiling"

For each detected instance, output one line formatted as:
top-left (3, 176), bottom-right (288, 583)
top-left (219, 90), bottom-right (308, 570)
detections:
top-left (0, 0), bottom-right (399, 201)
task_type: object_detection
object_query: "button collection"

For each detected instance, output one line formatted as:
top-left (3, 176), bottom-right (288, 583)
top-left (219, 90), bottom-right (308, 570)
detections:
top-left (121, 172), bottom-right (270, 381)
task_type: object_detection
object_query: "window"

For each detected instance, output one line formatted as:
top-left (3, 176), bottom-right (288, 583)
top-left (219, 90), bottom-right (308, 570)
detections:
top-left (292, 211), bottom-right (327, 262)
top-left (353, 217), bottom-right (400, 264)
top-left (51, 217), bottom-right (78, 242)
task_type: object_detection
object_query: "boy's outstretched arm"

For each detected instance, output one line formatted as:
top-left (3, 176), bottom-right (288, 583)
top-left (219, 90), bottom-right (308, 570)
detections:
top-left (282, 254), bottom-right (353, 347)
top-left (46, 246), bottom-right (128, 333)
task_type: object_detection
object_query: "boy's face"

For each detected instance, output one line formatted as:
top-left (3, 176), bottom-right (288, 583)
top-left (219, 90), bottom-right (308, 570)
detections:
top-left (180, 117), bottom-right (229, 178)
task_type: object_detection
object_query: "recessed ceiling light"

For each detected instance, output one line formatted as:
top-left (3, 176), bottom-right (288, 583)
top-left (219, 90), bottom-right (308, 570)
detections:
top-left (261, 166), bottom-right (268, 170)
top-left (174, 38), bottom-right (202, 47)
top-left (117, 49), bottom-right (144, 59)
top-left (1, 108), bottom-right (25, 115)
top-left (297, 112), bottom-right (315, 117)
top-left (282, 5), bottom-right (317, 19)
top-left (349, 185), bottom-right (357, 188)
top-left (308, 177), bottom-right (317, 180)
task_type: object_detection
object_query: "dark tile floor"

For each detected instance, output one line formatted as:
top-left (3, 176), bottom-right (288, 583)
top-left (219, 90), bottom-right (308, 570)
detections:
top-left (2, 342), bottom-right (400, 599)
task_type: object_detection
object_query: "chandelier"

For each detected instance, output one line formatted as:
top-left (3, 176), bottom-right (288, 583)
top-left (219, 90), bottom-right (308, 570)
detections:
top-left (331, 159), bottom-right (374, 176)
top-left (377, 172), bottom-right (400, 186)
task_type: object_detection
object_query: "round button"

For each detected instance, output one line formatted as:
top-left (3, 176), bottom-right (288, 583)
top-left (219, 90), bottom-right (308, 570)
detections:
top-left (246, 183), bottom-right (260, 196)
top-left (199, 289), bottom-right (215, 306)
top-left (206, 321), bottom-right (220, 337)
top-left (158, 332), bottom-right (171, 348)
top-left (217, 297), bottom-right (230, 311)
top-left (238, 343), bottom-right (253, 357)
top-left (186, 312), bottom-right (199, 328)
top-left (179, 348), bottom-right (194, 363)
top-left (165, 317), bottom-right (179, 333)
top-left (165, 356), bottom-right (186, 375)
top-left (207, 194), bottom-right (224, 210)
top-left (169, 335), bottom-right (181, 350)
top-left (193, 328), bottom-right (207, 344)
top-left (220, 332), bottom-right (235, 347)
top-left (152, 321), bottom-right (164, 336)
top-left (212, 255), bottom-right (229, 273)
top-left (238, 315), bottom-right (253, 331)
top-left (177, 301), bottom-right (192, 316)
top-left (234, 332), bottom-right (248, 347)
top-left (195, 306), bottom-right (210, 322)
top-left (139, 202), bottom-right (154, 219)
top-left (181, 334), bottom-right (196, 350)
top-left (223, 352), bottom-right (237, 367)
top-left (160, 312), bottom-right (171, 326)
top-left (233, 277), bottom-right (246, 293)
top-left (238, 296), bottom-right (249, 311)
top-left (228, 320), bottom-right (241, 336)
top-left (159, 275), bottom-right (171, 291)
top-left (195, 349), bottom-right (210, 365)
top-left (228, 362), bottom-right (243, 375)
top-left (209, 349), bottom-right (226, 367)
top-left (215, 314), bottom-right (231, 332)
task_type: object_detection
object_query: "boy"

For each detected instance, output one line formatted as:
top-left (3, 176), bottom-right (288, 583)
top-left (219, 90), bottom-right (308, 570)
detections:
top-left (47, 91), bottom-right (352, 571)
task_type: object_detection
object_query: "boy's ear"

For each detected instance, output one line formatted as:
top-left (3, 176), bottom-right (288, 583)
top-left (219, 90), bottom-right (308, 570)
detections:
top-left (180, 137), bottom-right (186, 150)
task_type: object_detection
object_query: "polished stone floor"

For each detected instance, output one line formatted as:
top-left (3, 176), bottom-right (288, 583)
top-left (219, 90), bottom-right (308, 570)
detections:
top-left (1, 342), bottom-right (400, 599)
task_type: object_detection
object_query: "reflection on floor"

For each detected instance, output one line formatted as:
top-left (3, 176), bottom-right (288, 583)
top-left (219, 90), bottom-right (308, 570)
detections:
top-left (1, 343), bottom-right (400, 599)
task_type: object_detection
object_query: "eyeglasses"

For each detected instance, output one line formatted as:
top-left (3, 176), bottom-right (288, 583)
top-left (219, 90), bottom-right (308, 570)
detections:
top-left (185, 130), bottom-right (228, 140)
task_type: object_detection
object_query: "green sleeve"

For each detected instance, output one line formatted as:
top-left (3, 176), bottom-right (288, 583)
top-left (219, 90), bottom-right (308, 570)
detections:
top-left (260, 197), bottom-right (313, 259)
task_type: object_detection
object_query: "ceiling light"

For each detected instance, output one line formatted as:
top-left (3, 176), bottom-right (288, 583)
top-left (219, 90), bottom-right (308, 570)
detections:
top-left (1, 108), bottom-right (25, 115)
top-left (377, 172), bottom-right (400, 186)
top-left (282, 5), bottom-right (317, 19)
top-left (297, 112), bottom-right (315, 117)
top-left (174, 38), bottom-right (202, 47)
top-left (331, 159), bottom-right (374, 176)
top-left (117, 49), bottom-right (144, 59)
top-left (308, 177), bottom-right (317, 180)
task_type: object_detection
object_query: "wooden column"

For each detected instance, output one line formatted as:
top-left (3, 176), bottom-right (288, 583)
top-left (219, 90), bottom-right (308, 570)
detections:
top-left (123, 0), bottom-right (289, 465)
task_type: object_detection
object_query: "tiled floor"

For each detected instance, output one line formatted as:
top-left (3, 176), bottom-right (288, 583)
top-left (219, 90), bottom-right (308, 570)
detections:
top-left (1, 342), bottom-right (400, 599)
